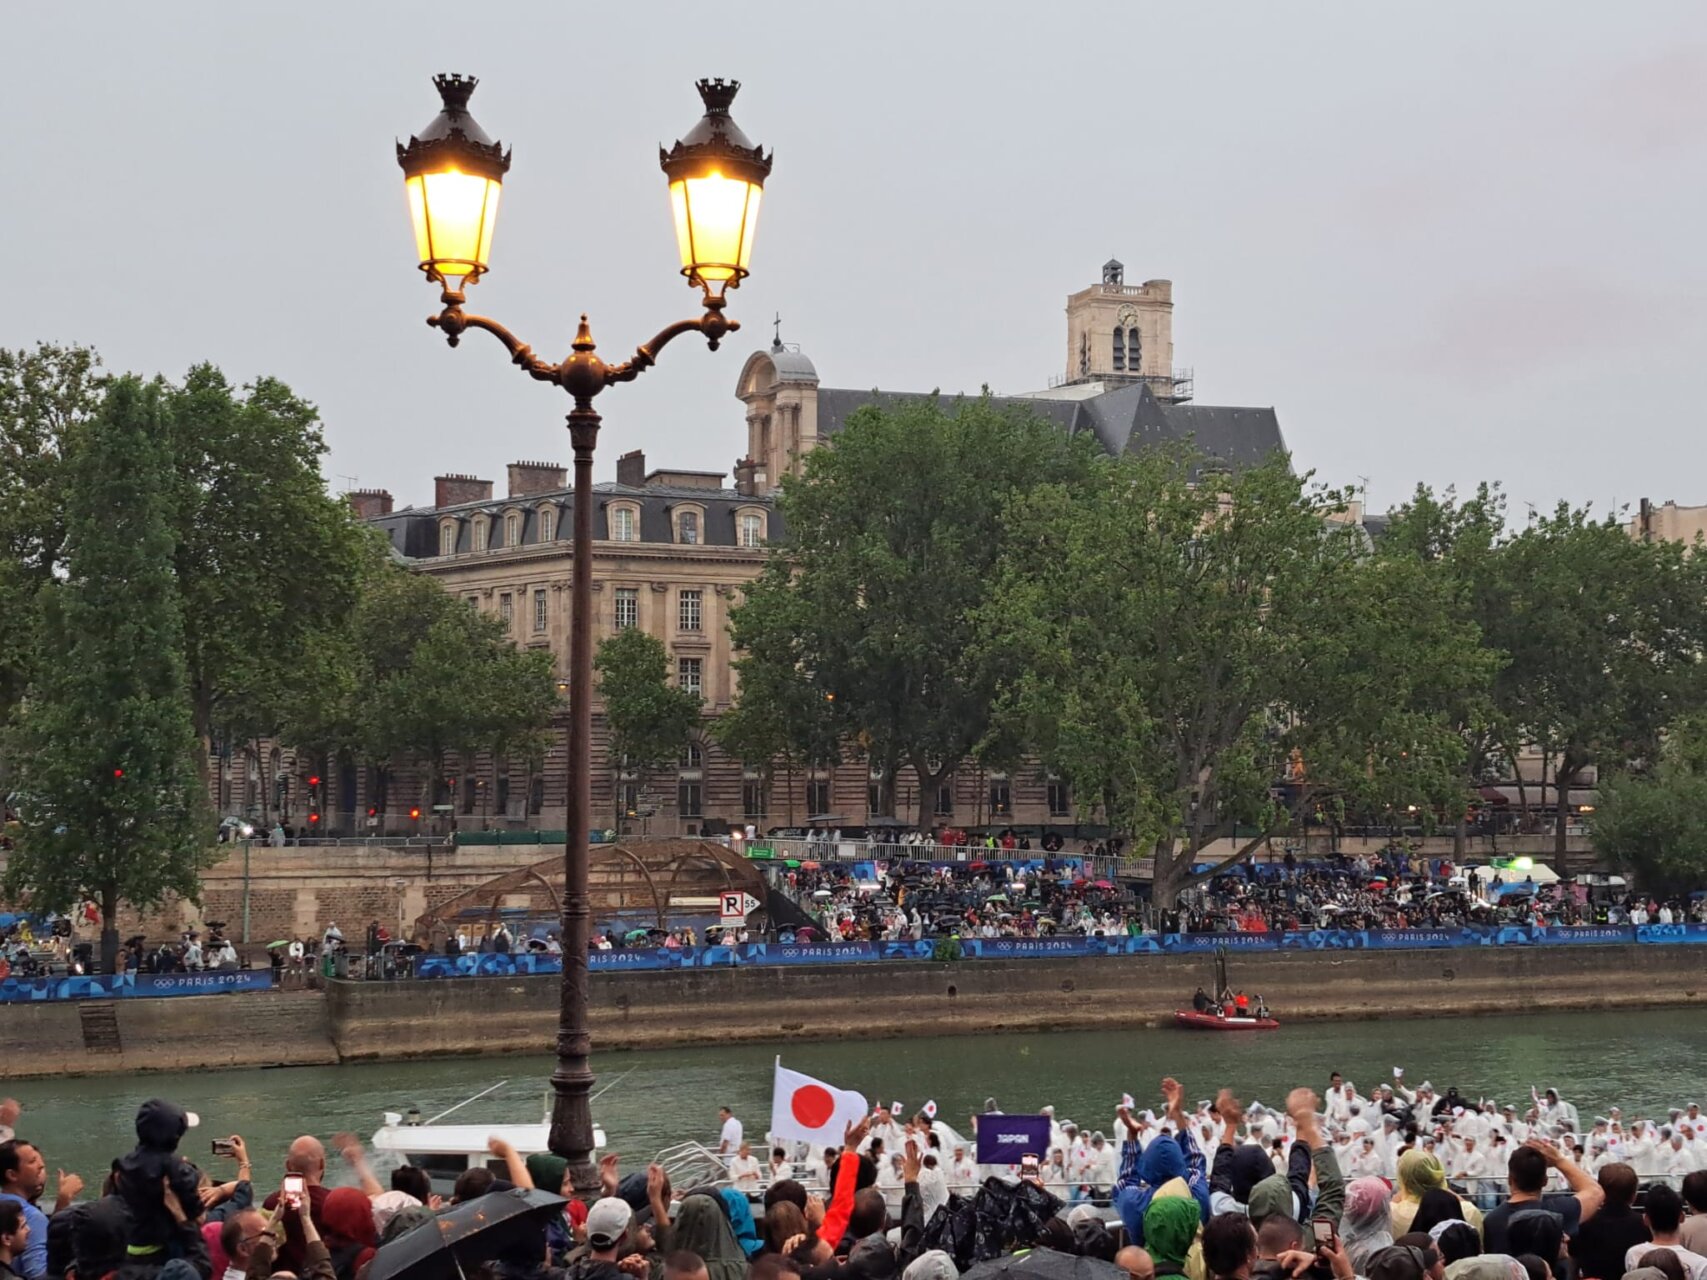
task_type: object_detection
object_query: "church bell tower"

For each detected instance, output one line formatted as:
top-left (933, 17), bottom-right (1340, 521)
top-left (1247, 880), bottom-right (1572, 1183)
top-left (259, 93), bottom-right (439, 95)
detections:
top-left (1062, 258), bottom-right (1190, 402)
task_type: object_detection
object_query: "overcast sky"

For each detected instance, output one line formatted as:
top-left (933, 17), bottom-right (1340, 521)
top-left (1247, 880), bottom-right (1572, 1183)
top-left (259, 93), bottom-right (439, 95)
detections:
top-left (8, 2), bottom-right (1705, 518)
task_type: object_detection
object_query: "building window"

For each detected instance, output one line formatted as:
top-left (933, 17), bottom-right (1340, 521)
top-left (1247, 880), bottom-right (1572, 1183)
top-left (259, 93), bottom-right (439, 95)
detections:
top-left (538, 507), bottom-right (555, 542)
top-left (439, 522), bottom-right (457, 556)
top-left (1128, 327), bottom-right (1142, 371)
top-left (529, 776), bottom-right (544, 815)
top-left (461, 775), bottom-right (477, 815)
top-left (1047, 776), bottom-right (1071, 817)
top-left (988, 774), bottom-right (1012, 818)
top-left (505, 511), bottom-right (522, 546)
top-left (533, 588), bottom-right (548, 633)
top-left (614, 588), bottom-right (638, 630)
top-left (677, 657), bottom-right (702, 696)
top-left (740, 513), bottom-right (763, 548)
top-left (678, 589), bottom-right (702, 632)
top-left (610, 507), bottom-right (637, 542)
top-left (465, 595), bottom-right (479, 609)
top-left (495, 765), bottom-right (511, 814)
top-left (678, 511), bottom-right (700, 544)
top-left (1112, 328), bottom-right (1125, 372)
top-left (867, 767), bottom-right (889, 818)
top-left (498, 593), bottom-right (513, 628)
top-left (806, 778), bottom-right (831, 817)
top-left (743, 770), bottom-right (768, 820)
top-left (680, 741), bottom-right (702, 770)
top-left (677, 781), bottom-right (703, 818)
top-left (935, 781), bottom-right (955, 817)
top-left (473, 518), bottom-right (490, 552)
top-left (619, 781), bottom-right (640, 819)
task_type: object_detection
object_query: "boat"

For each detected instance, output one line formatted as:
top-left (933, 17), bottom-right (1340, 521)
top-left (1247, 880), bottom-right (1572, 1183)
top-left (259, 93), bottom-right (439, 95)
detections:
top-left (369, 1081), bottom-right (609, 1196)
top-left (1173, 1009), bottom-right (1280, 1031)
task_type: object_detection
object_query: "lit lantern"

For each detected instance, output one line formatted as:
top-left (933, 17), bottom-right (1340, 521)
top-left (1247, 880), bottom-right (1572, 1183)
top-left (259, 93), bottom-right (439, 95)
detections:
top-left (397, 74), bottom-right (511, 290)
top-left (660, 79), bottom-right (772, 296)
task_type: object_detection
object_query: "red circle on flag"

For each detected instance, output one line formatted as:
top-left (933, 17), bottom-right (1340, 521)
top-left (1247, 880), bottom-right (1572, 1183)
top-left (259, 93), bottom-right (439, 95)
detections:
top-left (791, 1084), bottom-right (835, 1129)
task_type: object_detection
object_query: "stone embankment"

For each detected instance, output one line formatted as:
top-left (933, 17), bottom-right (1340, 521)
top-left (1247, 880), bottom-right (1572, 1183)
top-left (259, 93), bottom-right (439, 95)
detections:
top-left (4, 942), bottom-right (1702, 1080)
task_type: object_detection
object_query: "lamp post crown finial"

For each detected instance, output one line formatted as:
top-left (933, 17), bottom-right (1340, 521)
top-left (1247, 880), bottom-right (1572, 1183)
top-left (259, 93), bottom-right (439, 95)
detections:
top-left (696, 78), bottom-right (741, 115)
top-left (433, 73), bottom-right (479, 110)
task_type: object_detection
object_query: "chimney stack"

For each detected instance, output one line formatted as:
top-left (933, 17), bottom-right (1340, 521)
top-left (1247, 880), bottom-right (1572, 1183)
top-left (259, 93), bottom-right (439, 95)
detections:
top-left (434, 473), bottom-right (494, 508)
top-left (346, 488), bottom-right (394, 520)
top-left (615, 449), bottom-right (646, 488)
top-left (732, 457), bottom-right (758, 497)
top-left (507, 459), bottom-right (567, 498)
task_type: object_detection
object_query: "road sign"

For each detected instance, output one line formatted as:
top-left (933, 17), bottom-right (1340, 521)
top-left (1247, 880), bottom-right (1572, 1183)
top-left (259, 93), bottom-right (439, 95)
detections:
top-left (720, 891), bottom-right (763, 921)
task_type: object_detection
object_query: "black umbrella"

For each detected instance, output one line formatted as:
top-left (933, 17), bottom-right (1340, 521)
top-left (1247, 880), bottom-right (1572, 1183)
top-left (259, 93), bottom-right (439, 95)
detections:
top-left (364, 1188), bottom-right (568, 1280)
top-left (962, 1250), bottom-right (1127, 1280)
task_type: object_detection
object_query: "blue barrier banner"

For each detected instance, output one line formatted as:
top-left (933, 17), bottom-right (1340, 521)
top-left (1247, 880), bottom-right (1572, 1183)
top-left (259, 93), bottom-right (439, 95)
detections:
top-left (977, 1115), bottom-right (1053, 1165)
top-left (1634, 922), bottom-right (1707, 945)
top-left (396, 920), bottom-right (1695, 982)
top-left (0, 970), bottom-right (273, 1003)
top-left (1535, 925), bottom-right (1637, 946)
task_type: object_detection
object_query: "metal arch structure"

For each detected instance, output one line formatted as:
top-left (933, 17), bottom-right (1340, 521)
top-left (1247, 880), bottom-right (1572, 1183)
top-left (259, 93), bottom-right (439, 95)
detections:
top-left (410, 838), bottom-right (767, 943)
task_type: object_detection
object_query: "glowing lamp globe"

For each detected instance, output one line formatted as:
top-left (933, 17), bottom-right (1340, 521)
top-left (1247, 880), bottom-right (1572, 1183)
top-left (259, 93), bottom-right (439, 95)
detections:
top-left (659, 79), bottom-right (773, 296)
top-left (397, 74), bottom-right (511, 290)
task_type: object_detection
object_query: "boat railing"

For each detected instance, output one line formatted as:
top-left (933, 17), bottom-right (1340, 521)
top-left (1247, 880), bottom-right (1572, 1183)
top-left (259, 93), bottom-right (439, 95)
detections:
top-left (655, 1141), bottom-right (734, 1194)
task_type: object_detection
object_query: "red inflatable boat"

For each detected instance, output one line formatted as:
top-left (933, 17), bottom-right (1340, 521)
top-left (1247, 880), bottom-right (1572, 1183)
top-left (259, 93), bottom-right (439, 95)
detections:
top-left (1173, 1009), bottom-right (1280, 1031)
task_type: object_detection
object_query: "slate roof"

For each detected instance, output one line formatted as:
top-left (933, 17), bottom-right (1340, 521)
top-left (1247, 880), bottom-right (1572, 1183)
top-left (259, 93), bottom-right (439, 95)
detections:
top-left (814, 383), bottom-right (1286, 474)
top-left (374, 481), bottom-right (779, 560)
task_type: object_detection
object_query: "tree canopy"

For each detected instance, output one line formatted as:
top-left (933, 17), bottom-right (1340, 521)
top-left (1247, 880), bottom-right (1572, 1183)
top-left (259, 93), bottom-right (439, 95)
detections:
top-left (981, 450), bottom-right (1497, 906)
top-left (595, 628), bottom-right (703, 826)
top-left (1591, 717), bottom-right (1707, 897)
top-left (726, 394), bottom-right (1099, 826)
top-left (3, 378), bottom-right (209, 972)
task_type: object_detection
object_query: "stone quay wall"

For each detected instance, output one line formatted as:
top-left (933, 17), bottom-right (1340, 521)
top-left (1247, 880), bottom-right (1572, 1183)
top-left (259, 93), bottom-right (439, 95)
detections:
top-left (9, 942), bottom-right (1705, 1080)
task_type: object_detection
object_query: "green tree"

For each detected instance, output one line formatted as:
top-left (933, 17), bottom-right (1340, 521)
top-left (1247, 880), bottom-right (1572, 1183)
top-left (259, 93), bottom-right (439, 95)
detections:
top-left (347, 561), bottom-right (557, 821)
top-left (0, 343), bottom-right (105, 720)
top-left (713, 634), bottom-right (842, 829)
top-left (4, 378), bottom-right (209, 972)
top-left (163, 367), bottom-right (371, 787)
top-left (1591, 718), bottom-right (1707, 896)
top-left (1487, 507), bottom-right (1707, 858)
top-left (728, 394), bottom-right (1098, 827)
top-left (595, 628), bottom-right (702, 828)
top-left (983, 450), bottom-right (1493, 907)
top-left (1375, 484), bottom-right (1511, 853)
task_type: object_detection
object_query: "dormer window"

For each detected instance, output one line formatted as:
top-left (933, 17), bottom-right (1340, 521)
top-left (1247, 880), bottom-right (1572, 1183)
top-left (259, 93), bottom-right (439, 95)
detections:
top-left (679, 511), bottom-right (700, 544)
top-left (609, 505), bottom-right (638, 542)
top-left (504, 510), bottom-right (523, 547)
top-left (471, 515), bottom-right (489, 552)
top-left (439, 520), bottom-right (458, 556)
top-left (736, 507), bottom-right (766, 548)
top-left (538, 505), bottom-right (556, 543)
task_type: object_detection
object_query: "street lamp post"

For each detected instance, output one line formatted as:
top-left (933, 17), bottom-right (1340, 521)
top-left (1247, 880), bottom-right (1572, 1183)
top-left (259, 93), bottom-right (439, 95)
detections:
top-left (394, 73), bottom-right (771, 1201)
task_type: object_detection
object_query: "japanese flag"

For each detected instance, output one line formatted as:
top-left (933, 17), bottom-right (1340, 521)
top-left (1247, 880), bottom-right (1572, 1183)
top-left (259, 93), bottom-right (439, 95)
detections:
top-left (923, 1101), bottom-right (938, 1120)
top-left (772, 1060), bottom-right (870, 1148)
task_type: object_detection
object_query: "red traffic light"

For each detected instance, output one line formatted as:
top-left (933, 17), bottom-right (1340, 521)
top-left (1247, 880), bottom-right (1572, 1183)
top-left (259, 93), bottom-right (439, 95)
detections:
top-left (308, 812), bottom-right (321, 824)
top-left (308, 775), bottom-right (322, 787)
top-left (112, 768), bottom-right (124, 778)
top-left (409, 807), bottom-right (422, 820)
top-left (366, 806), bottom-right (377, 817)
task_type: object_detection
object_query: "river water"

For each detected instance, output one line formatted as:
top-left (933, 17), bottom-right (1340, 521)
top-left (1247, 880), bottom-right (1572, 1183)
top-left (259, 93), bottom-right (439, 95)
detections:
top-left (9, 1009), bottom-right (1701, 1188)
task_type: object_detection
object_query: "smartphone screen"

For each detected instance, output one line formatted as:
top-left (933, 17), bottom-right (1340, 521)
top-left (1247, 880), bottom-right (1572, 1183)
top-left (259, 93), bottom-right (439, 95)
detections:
top-left (282, 1174), bottom-right (306, 1205)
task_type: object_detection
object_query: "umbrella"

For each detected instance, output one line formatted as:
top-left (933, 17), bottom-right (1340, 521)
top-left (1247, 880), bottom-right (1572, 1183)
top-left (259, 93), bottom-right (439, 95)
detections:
top-left (365, 1188), bottom-right (569, 1280)
top-left (813, 889), bottom-right (834, 899)
top-left (800, 861), bottom-right (821, 871)
top-left (963, 1250), bottom-right (1127, 1280)
top-left (265, 940), bottom-right (291, 950)
top-left (865, 816), bottom-right (912, 829)
top-left (1092, 880), bottom-right (1114, 890)
top-left (806, 814), bottom-right (846, 824)
top-left (985, 893), bottom-right (1009, 903)
top-left (623, 928), bottom-right (650, 942)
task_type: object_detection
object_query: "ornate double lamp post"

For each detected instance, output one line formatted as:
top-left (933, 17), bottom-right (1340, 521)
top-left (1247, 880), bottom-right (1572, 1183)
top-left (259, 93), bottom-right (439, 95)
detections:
top-left (395, 74), bottom-right (772, 1197)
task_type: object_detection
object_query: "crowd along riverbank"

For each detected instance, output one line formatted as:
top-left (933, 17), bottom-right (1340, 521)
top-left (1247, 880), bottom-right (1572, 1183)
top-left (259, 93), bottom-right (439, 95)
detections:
top-left (4, 939), bottom-right (1707, 1080)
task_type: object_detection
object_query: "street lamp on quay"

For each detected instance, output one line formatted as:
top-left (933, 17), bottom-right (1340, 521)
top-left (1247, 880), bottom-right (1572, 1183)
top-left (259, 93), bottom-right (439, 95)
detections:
top-left (394, 73), bottom-right (772, 1200)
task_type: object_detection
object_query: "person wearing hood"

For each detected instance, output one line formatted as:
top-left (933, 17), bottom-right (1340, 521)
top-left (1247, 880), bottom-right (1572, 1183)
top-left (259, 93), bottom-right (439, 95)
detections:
top-left (114, 1100), bottom-right (207, 1266)
top-left (672, 1196), bottom-right (748, 1280)
top-left (317, 1188), bottom-right (377, 1280)
top-left (1392, 1151), bottom-right (1484, 1237)
top-left (1342, 1177), bottom-right (1396, 1275)
top-left (1144, 1196), bottom-right (1201, 1279)
top-left (1115, 1082), bottom-right (1211, 1250)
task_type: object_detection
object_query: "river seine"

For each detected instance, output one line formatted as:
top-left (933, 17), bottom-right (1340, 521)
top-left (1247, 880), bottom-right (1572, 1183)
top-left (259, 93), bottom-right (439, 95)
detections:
top-left (10, 1008), bottom-right (1700, 1186)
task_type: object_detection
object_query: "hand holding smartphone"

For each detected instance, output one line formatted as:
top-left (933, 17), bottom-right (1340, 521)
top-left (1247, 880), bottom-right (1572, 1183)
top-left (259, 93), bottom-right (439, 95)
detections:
top-left (282, 1173), bottom-right (306, 1209)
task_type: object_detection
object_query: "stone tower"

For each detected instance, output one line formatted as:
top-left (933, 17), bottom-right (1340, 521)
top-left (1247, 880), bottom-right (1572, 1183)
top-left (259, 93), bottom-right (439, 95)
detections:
top-left (1062, 258), bottom-right (1187, 400)
top-left (734, 333), bottom-right (821, 496)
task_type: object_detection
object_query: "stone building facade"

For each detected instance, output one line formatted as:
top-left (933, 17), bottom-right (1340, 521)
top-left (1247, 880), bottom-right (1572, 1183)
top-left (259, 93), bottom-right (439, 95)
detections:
top-left (331, 261), bottom-right (1291, 836)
